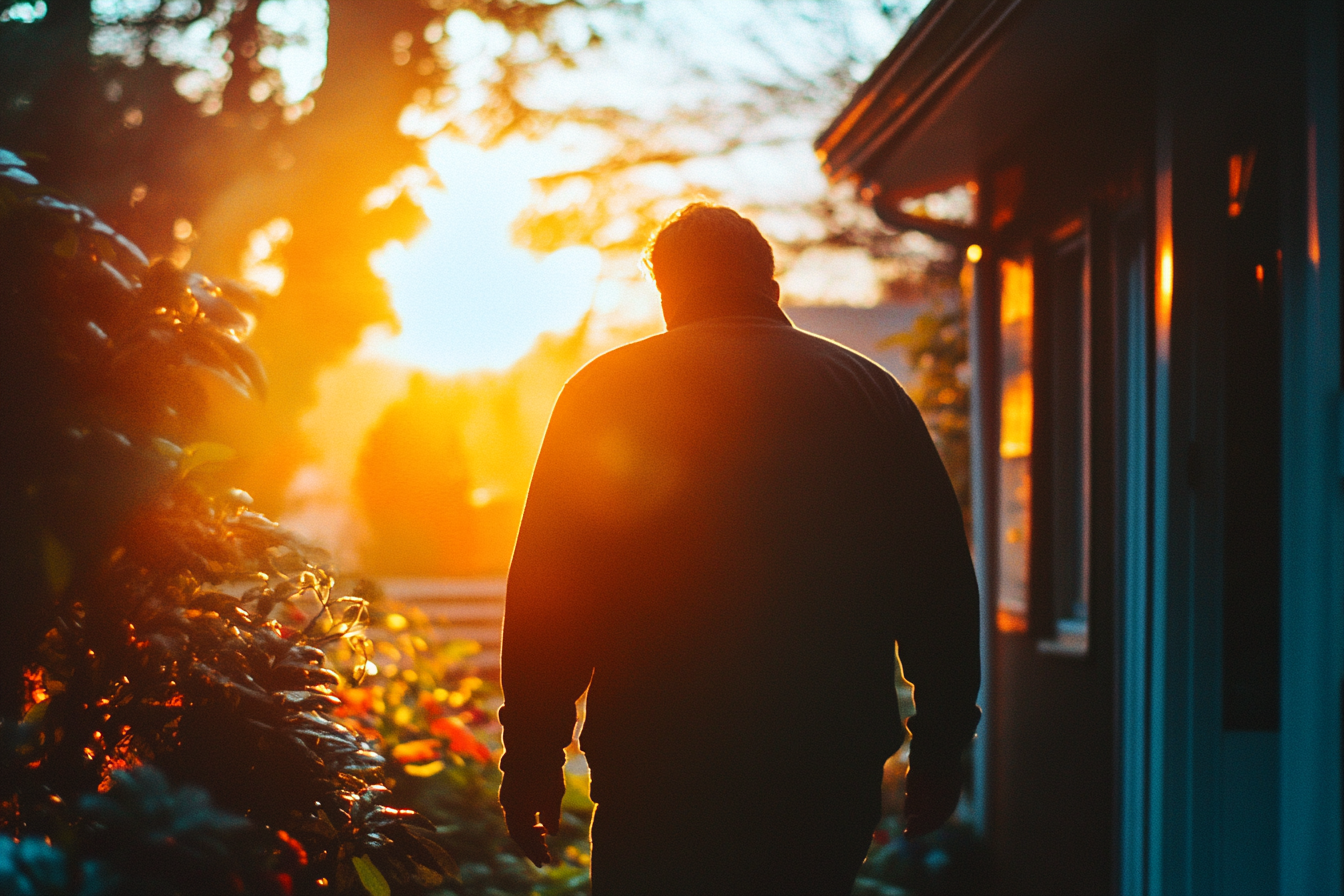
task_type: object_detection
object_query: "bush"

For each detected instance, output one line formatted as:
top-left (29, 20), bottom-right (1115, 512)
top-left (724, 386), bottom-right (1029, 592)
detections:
top-left (327, 600), bottom-right (593, 896)
top-left (0, 151), bottom-right (456, 894)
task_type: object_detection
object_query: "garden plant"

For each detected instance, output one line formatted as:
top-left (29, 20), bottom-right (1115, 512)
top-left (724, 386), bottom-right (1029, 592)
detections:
top-left (0, 151), bottom-right (457, 895)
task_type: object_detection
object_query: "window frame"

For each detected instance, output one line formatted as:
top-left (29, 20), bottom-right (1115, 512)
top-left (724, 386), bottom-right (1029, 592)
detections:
top-left (1033, 217), bottom-right (1093, 657)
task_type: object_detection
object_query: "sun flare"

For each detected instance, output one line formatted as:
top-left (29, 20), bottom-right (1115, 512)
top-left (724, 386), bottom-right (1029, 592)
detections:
top-left (362, 137), bottom-right (609, 375)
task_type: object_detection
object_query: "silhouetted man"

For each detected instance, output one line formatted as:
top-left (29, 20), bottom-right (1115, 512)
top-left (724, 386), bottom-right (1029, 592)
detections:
top-left (498, 204), bottom-right (980, 895)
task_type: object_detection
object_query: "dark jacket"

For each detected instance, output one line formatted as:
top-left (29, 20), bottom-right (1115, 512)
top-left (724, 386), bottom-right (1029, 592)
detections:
top-left (498, 305), bottom-right (980, 807)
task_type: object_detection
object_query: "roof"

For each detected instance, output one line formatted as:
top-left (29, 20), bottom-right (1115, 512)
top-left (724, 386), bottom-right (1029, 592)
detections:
top-left (816, 0), bottom-right (1150, 205)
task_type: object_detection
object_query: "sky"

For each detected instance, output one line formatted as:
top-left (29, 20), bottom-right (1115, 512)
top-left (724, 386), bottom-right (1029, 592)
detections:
top-left (11, 0), bottom-right (939, 376)
top-left (355, 0), bottom-right (925, 375)
top-left (362, 137), bottom-right (606, 373)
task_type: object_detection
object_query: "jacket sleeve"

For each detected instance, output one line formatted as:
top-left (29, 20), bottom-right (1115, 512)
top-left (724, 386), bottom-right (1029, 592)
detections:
top-left (497, 379), bottom-right (599, 790)
top-left (889, 386), bottom-right (982, 771)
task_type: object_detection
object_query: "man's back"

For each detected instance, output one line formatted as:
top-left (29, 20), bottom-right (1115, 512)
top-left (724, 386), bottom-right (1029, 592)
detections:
top-left (502, 311), bottom-right (977, 785)
top-left (497, 204), bottom-right (979, 895)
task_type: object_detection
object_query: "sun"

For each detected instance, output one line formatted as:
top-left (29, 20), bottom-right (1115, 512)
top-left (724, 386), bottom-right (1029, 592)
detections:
top-left (361, 136), bottom-right (606, 376)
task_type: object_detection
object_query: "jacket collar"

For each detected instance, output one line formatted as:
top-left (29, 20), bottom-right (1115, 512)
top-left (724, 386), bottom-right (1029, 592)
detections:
top-left (662, 293), bottom-right (793, 330)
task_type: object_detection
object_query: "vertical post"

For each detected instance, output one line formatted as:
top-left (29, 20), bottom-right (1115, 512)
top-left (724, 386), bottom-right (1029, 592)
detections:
top-left (1279, 2), bottom-right (1342, 892)
top-left (1116, 212), bottom-right (1151, 896)
top-left (969, 240), bottom-right (994, 834)
top-left (1148, 111), bottom-right (1174, 896)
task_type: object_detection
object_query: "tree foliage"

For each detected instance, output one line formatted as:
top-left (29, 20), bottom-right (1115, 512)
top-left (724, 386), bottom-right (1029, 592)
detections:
top-left (0, 153), bottom-right (455, 893)
top-left (504, 0), bottom-right (943, 287)
top-left (0, 0), bottom-right (619, 512)
top-left (885, 271), bottom-right (971, 526)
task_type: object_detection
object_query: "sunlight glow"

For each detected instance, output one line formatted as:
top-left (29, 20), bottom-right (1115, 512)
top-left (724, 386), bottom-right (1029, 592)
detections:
top-left (363, 138), bottom-right (603, 374)
top-left (241, 217), bottom-right (293, 295)
top-left (257, 0), bottom-right (329, 104)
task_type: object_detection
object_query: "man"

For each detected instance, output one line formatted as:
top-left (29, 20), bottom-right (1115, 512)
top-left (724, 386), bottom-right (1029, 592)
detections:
top-left (498, 204), bottom-right (980, 895)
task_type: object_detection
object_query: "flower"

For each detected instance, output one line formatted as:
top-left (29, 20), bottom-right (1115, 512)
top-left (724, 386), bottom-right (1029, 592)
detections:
top-left (429, 716), bottom-right (491, 764)
top-left (391, 738), bottom-right (442, 764)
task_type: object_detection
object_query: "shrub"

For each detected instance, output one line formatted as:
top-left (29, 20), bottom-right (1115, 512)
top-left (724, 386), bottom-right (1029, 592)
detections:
top-left (0, 151), bottom-right (456, 894)
top-left (327, 600), bottom-right (594, 896)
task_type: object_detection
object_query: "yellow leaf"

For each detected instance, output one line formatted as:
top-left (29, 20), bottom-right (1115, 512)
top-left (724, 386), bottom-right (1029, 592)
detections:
top-left (352, 855), bottom-right (391, 896)
top-left (403, 760), bottom-right (446, 777)
top-left (391, 738), bottom-right (440, 763)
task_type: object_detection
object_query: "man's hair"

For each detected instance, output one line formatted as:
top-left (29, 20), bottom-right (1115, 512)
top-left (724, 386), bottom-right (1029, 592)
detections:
top-left (643, 203), bottom-right (775, 299)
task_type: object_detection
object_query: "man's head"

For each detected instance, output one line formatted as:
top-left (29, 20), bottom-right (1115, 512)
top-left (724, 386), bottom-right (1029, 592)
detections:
top-left (644, 203), bottom-right (779, 326)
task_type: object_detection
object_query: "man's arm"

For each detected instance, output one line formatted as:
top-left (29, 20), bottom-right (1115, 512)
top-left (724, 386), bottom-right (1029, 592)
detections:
top-left (889, 388), bottom-right (982, 837)
top-left (498, 381), bottom-right (599, 865)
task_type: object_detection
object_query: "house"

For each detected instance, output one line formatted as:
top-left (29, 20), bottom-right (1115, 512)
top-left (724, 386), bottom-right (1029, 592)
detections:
top-left (817, 1), bottom-right (1341, 893)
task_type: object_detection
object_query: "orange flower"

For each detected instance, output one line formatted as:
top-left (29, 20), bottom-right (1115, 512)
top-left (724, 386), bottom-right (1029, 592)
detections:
top-left (429, 716), bottom-right (491, 764)
top-left (338, 688), bottom-right (375, 715)
top-left (391, 738), bottom-right (442, 764)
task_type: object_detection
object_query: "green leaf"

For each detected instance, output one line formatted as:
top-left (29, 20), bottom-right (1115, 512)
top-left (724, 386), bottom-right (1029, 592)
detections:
top-left (23, 698), bottom-right (49, 727)
top-left (352, 855), bottom-right (391, 896)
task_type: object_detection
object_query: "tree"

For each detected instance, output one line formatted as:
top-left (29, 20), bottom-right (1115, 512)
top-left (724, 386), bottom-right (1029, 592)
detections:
top-left (354, 321), bottom-right (600, 576)
top-left (503, 0), bottom-right (950, 297)
top-left (0, 0), bottom-right (613, 511)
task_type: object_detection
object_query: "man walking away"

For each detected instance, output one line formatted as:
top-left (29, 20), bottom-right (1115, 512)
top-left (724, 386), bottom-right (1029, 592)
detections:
top-left (498, 203), bottom-right (981, 895)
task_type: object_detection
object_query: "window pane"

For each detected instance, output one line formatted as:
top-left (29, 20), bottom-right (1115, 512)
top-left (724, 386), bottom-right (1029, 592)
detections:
top-left (1049, 241), bottom-right (1090, 652)
top-left (997, 256), bottom-right (1032, 633)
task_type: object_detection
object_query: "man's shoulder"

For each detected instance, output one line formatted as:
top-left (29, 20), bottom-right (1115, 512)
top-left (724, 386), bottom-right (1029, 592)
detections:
top-left (790, 325), bottom-right (897, 377)
top-left (562, 319), bottom-right (911, 410)
top-left (562, 331), bottom-right (668, 391)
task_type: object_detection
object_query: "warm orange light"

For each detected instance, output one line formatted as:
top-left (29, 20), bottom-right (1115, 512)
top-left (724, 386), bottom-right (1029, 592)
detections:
top-left (1000, 372), bottom-right (1033, 459)
top-left (997, 609), bottom-right (1029, 633)
top-left (1000, 257), bottom-right (1033, 325)
top-left (1255, 264), bottom-right (1264, 285)
top-left (1228, 150), bottom-right (1255, 218)
top-left (1158, 248), bottom-right (1172, 326)
top-left (1308, 123), bottom-right (1320, 267)
top-left (1156, 164), bottom-right (1173, 361)
top-left (999, 254), bottom-right (1033, 458)
top-left (966, 243), bottom-right (982, 263)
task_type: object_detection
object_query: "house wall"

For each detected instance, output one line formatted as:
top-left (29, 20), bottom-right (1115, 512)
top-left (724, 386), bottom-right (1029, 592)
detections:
top-left (975, 51), bottom-right (1153, 895)
top-left (829, 2), bottom-right (1340, 891)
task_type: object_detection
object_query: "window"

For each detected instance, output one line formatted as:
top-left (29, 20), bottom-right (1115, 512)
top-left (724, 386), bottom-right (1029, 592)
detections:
top-left (994, 232), bottom-right (1092, 655)
top-left (996, 255), bottom-right (1033, 633)
top-left (1041, 232), bottom-right (1091, 655)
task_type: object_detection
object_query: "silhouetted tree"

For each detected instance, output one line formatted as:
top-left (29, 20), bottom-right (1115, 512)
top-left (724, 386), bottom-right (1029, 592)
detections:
top-left (0, 0), bottom-right (615, 511)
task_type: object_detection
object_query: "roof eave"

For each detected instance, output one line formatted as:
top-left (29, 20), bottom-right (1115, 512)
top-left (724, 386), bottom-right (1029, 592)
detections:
top-left (815, 0), bottom-right (1028, 188)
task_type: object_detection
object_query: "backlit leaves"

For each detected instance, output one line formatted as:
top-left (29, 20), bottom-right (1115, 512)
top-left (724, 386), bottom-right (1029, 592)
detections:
top-left (0, 158), bottom-right (456, 893)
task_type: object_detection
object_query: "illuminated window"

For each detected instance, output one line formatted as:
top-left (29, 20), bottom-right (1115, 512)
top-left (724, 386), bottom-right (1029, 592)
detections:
top-left (997, 256), bottom-right (1032, 633)
top-left (995, 233), bottom-right (1092, 654)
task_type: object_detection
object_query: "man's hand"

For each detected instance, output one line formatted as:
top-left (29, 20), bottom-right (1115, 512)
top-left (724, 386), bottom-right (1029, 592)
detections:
top-left (503, 801), bottom-right (561, 867)
top-left (902, 762), bottom-right (962, 839)
top-left (499, 769), bottom-right (566, 867)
